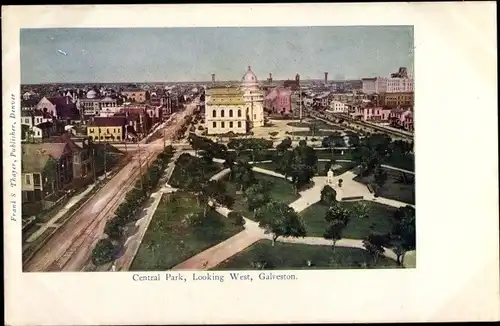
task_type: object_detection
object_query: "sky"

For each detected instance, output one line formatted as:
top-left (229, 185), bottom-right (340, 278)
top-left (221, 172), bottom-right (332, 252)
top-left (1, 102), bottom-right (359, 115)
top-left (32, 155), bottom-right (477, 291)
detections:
top-left (20, 26), bottom-right (413, 84)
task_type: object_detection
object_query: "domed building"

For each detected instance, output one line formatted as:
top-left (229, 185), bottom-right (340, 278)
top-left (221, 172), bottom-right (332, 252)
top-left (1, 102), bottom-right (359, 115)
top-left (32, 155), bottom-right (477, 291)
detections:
top-left (241, 66), bottom-right (264, 127)
top-left (86, 89), bottom-right (97, 99)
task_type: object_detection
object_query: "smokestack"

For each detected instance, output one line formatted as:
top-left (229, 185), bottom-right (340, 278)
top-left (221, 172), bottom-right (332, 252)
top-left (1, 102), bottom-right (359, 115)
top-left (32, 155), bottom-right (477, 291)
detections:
top-left (324, 72), bottom-right (328, 84)
top-left (211, 74), bottom-right (215, 85)
top-left (269, 73), bottom-right (272, 83)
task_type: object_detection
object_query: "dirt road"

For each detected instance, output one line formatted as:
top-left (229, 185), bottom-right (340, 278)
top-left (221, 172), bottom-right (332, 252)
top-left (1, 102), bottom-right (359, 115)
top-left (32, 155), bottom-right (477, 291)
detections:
top-left (24, 99), bottom-right (199, 272)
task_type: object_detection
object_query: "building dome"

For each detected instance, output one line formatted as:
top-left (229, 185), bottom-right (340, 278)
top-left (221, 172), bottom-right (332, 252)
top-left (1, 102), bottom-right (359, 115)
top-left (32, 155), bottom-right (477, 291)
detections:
top-left (242, 66), bottom-right (258, 84)
top-left (86, 89), bottom-right (97, 99)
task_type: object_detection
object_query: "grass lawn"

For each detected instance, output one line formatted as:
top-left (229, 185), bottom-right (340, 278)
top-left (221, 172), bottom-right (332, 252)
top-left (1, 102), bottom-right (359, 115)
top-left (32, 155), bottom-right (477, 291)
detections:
top-left (299, 201), bottom-right (397, 239)
top-left (130, 192), bottom-right (244, 271)
top-left (384, 153), bottom-right (414, 172)
top-left (222, 172), bottom-right (299, 219)
top-left (215, 240), bottom-right (400, 270)
top-left (353, 171), bottom-right (415, 205)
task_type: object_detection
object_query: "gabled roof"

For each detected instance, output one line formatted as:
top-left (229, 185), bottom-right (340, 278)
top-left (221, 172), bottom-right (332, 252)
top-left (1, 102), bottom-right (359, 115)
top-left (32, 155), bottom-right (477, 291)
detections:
top-left (22, 143), bottom-right (70, 172)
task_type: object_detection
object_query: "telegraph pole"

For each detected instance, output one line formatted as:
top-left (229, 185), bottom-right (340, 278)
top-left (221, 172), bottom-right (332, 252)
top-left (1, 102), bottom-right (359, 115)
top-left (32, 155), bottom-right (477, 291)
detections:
top-left (137, 142), bottom-right (143, 189)
top-left (299, 85), bottom-right (303, 122)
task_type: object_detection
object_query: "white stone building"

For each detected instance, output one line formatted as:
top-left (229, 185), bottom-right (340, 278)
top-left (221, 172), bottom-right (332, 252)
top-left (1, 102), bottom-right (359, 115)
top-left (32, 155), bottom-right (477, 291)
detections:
top-left (205, 87), bottom-right (247, 135)
top-left (241, 66), bottom-right (265, 127)
top-left (328, 100), bottom-right (348, 114)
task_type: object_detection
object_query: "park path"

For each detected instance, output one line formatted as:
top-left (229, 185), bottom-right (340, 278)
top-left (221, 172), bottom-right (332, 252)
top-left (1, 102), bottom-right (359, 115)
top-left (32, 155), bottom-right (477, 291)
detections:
top-left (111, 151), bottom-right (182, 271)
top-left (150, 152), bottom-right (416, 270)
top-left (26, 174), bottom-right (108, 243)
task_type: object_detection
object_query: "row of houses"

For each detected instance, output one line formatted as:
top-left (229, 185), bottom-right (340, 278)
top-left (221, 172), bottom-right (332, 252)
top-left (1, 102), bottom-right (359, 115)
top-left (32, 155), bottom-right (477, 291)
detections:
top-left (327, 102), bottom-right (414, 131)
top-left (21, 133), bottom-right (93, 206)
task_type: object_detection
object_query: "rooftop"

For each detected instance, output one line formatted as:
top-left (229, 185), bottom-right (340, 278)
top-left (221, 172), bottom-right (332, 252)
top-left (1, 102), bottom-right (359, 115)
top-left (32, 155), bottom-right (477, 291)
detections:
top-left (88, 116), bottom-right (127, 127)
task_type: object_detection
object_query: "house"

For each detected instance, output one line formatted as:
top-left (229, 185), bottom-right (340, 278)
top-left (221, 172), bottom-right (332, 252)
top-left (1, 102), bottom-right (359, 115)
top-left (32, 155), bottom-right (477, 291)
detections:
top-left (121, 88), bottom-right (147, 103)
top-left (55, 97), bottom-right (81, 124)
top-left (46, 132), bottom-right (93, 180)
top-left (382, 92), bottom-right (414, 107)
top-left (21, 110), bottom-right (55, 142)
top-left (327, 100), bottom-right (348, 114)
top-left (390, 108), bottom-right (413, 131)
top-left (35, 96), bottom-right (58, 117)
top-left (87, 116), bottom-right (127, 142)
top-left (21, 98), bottom-right (39, 112)
top-left (361, 104), bottom-right (392, 122)
top-left (21, 142), bottom-right (75, 203)
top-left (119, 106), bottom-right (152, 136)
top-left (264, 86), bottom-right (292, 116)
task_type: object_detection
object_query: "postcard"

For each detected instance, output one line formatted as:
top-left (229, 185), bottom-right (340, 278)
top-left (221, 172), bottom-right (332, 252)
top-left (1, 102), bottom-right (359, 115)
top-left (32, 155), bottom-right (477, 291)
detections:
top-left (3, 3), bottom-right (499, 325)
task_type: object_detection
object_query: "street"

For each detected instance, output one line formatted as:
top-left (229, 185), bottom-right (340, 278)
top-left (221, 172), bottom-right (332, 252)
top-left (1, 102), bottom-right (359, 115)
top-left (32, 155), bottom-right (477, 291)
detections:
top-left (23, 98), bottom-right (199, 272)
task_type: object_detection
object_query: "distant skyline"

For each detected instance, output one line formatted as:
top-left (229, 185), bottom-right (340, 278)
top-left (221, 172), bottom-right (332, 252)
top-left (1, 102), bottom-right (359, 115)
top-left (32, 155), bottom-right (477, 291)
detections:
top-left (21, 26), bottom-right (413, 84)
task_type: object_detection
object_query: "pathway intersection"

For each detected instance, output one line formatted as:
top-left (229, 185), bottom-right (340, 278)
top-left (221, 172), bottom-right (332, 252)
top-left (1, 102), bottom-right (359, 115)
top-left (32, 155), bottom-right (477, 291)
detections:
top-left (166, 154), bottom-right (415, 270)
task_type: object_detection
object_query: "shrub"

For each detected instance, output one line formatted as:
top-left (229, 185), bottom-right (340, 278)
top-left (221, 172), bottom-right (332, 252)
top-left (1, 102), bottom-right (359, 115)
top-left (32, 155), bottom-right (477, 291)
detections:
top-left (197, 125), bottom-right (204, 131)
top-left (92, 238), bottom-right (116, 266)
top-left (320, 185), bottom-right (337, 205)
top-left (311, 138), bottom-right (318, 141)
top-left (228, 211), bottom-right (245, 226)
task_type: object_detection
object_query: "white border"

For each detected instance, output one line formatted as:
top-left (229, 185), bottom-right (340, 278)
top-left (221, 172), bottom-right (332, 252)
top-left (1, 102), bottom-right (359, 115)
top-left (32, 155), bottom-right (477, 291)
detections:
top-left (3, 3), bottom-right (499, 324)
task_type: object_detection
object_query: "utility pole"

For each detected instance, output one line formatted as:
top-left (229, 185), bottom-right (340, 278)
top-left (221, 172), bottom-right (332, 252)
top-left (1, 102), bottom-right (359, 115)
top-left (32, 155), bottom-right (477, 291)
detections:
top-left (299, 85), bottom-right (303, 122)
top-left (137, 142), bottom-right (143, 189)
top-left (92, 147), bottom-right (97, 183)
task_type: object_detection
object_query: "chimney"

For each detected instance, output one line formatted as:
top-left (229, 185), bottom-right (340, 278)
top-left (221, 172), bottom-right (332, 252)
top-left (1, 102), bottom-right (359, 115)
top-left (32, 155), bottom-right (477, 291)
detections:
top-left (211, 74), bottom-right (215, 85)
top-left (324, 72), bottom-right (328, 84)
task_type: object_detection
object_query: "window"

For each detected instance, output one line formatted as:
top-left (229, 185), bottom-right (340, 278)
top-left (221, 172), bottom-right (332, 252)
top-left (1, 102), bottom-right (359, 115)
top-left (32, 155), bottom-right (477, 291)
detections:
top-left (229, 109), bottom-right (233, 117)
top-left (221, 110), bottom-right (225, 118)
top-left (212, 110), bottom-right (216, 118)
top-left (254, 114), bottom-right (256, 119)
top-left (25, 174), bottom-right (31, 185)
top-left (238, 121), bottom-right (241, 128)
top-left (221, 122), bottom-right (225, 128)
top-left (33, 173), bottom-right (41, 186)
top-left (213, 122), bottom-right (216, 128)
top-left (229, 122), bottom-right (233, 128)
top-left (238, 109), bottom-right (242, 117)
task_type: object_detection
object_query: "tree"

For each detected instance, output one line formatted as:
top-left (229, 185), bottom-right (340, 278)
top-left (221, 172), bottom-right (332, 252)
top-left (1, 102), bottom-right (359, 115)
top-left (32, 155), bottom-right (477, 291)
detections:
top-left (231, 161), bottom-right (255, 191)
top-left (362, 233), bottom-right (389, 264)
top-left (352, 201), bottom-right (370, 219)
top-left (320, 185), bottom-right (337, 206)
top-left (92, 238), bottom-right (116, 266)
top-left (256, 201), bottom-right (307, 246)
top-left (276, 137), bottom-right (292, 152)
top-left (228, 211), bottom-right (245, 226)
top-left (104, 218), bottom-right (124, 240)
top-left (244, 181), bottom-right (271, 215)
top-left (44, 157), bottom-right (59, 195)
top-left (323, 203), bottom-right (350, 251)
top-left (374, 166), bottom-right (388, 189)
top-left (389, 205), bottom-right (416, 264)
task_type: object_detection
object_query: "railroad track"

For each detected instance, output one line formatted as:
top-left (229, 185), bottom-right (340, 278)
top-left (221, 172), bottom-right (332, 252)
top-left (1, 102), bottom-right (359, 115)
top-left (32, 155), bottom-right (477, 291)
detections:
top-left (54, 150), bottom-right (158, 271)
